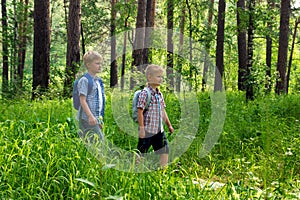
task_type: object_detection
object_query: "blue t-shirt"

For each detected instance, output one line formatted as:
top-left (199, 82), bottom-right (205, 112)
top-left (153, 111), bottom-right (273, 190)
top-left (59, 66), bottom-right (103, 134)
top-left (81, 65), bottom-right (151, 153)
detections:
top-left (76, 75), bottom-right (105, 122)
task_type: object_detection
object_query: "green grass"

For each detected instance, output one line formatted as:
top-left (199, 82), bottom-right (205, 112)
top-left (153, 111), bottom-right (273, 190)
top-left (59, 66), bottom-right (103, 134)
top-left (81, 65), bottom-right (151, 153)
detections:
top-left (0, 92), bottom-right (299, 199)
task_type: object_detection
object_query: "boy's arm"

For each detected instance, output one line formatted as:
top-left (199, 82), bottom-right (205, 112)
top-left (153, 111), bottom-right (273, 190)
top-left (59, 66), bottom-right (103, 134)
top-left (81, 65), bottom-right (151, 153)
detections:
top-left (162, 109), bottom-right (174, 134)
top-left (79, 95), bottom-right (98, 126)
top-left (137, 108), bottom-right (146, 138)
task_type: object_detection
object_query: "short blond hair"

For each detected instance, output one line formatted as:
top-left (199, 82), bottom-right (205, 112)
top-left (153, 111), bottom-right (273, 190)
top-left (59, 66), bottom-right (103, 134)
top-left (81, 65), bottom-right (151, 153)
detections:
top-left (83, 51), bottom-right (102, 67)
top-left (145, 64), bottom-right (164, 79)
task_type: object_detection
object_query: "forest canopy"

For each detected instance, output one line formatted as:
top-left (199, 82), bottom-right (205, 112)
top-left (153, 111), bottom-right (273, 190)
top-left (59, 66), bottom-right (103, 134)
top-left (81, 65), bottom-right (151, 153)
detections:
top-left (0, 0), bottom-right (299, 99)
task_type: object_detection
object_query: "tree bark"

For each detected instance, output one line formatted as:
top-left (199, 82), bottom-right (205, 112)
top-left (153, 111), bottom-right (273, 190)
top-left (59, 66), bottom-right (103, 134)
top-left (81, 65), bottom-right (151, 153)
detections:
top-left (265, 0), bottom-right (275, 93)
top-left (63, 0), bottom-right (68, 26)
top-left (237, 0), bottom-right (247, 91)
top-left (176, 4), bottom-right (185, 92)
top-left (185, 0), bottom-right (193, 90)
top-left (12, 1), bottom-right (17, 89)
top-left (121, 0), bottom-right (130, 90)
top-left (1, 0), bottom-right (9, 96)
top-left (202, 0), bottom-right (214, 92)
top-left (167, 0), bottom-right (174, 89)
top-left (214, 0), bottom-right (226, 92)
top-left (17, 0), bottom-right (29, 89)
top-left (32, 0), bottom-right (51, 99)
top-left (286, 18), bottom-right (299, 94)
top-left (143, 0), bottom-right (155, 64)
top-left (131, 0), bottom-right (146, 89)
top-left (81, 23), bottom-right (86, 56)
top-left (64, 0), bottom-right (81, 97)
top-left (132, 0), bottom-right (146, 70)
top-left (110, 0), bottom-right (118, 88)
top-left (275, 0), bottom-right (290, 95)
top-left (246, 0), bottom-right (255, 100)
top-left (121, 24), bottom-right (128, 90)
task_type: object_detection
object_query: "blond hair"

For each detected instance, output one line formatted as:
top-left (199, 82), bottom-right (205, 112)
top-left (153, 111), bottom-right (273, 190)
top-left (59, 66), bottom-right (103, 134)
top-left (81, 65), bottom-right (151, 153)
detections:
top-left (83, 51), bottom-right (102, 67)
top-left (145, 64), bottom-right (164, 80)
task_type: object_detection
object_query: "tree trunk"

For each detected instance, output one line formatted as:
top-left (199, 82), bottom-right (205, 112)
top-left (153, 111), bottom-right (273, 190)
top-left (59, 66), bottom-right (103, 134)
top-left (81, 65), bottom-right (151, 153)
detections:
top-left (110, 0), bottom-right (118, 88)
top-left (214, 0), bottom-right (226, 92)
top-left (81, 23), bottom-right (86, 55)
top-left (246, 0), bottom-right (255, 100)
top-left (121, 24), bottom-right (128, 90)
top-left (32, 0), bottom-right (51, 99)
top-left (143, 0), bottom-right (155, 64)
top-left (185, 0), bottom-right (193, 90)
top-left (121, 1), bottom-right (130, 90)
top-left (265, 0), bottom-right (275, 93)
top-left (132, 0), bottom-right (146, 70)
top-left (12, 0), bottom-right (17, 90)
top-left (64, 0), bottom-right (81, 97)
top-left (237, 0), bottom-right (247, 91)
top-left (1, 0), bottom-right (9, 96)
top-left (131, 0), bottom-right (146, 89)
top-left (286, 18), bottom-right (299, 94)
top-left (202, 0), bottom-right (214, 92)
top-left (63, 0), bottom-right (68, 26)
top-left (176, 4), bottom-right (185, 92)
top-left (17, 0), bottom-right (29, 89)
top-left (275, 0), bottom-right (290, 95)
top-left (167, 0), bottom-right (174, 89)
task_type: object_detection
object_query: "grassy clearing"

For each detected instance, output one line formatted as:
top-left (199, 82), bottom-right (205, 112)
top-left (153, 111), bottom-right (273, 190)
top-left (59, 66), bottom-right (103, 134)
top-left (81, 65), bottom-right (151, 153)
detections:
top-left (0, 92), bottom-right (299, 199)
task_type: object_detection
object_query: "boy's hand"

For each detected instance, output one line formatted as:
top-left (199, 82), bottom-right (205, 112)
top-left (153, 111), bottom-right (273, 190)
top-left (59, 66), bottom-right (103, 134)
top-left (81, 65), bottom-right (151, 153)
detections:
top-left (88, 116), bottom-right (98, 126)
top-left (168, 125), bottom-right (174, 134)
top-left (139, 126), bottom-right (146, 138)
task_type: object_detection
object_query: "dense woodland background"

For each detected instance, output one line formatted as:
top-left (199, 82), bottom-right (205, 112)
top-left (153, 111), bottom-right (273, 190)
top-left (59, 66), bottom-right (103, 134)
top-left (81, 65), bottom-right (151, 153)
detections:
top-left (1, 0), bottom-right (300, 100)
top-left (1, 1), bottom-right (300, 199)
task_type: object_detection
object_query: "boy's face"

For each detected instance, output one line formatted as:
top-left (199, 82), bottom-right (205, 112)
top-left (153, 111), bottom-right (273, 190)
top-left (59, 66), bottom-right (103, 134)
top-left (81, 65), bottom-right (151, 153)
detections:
top-left (148, 71), bottom-right (163, 86)
top-left (87, 58), bottom-right (102, 75)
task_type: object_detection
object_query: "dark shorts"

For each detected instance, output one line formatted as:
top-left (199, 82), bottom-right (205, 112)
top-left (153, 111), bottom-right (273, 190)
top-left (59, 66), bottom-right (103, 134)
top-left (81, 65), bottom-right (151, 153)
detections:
top-left (137, 131), bottom-right (169, 154)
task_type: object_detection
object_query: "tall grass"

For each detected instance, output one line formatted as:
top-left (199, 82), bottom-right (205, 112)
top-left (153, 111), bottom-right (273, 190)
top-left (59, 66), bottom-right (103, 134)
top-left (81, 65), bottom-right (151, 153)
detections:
top-left (0, 92), bottom-right (299, 199)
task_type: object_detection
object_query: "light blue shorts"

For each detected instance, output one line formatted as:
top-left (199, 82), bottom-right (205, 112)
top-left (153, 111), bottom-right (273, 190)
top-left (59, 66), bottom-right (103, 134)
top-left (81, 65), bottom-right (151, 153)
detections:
top-left (78, 119), bottom-right (103, 143)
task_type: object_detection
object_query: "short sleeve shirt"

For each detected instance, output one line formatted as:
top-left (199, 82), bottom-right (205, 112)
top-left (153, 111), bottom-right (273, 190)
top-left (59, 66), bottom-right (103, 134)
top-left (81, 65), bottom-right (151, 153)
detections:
top-left (137, 86), bottom-right (165, 134)
top-left (76, 76), bottom-right (104, 122)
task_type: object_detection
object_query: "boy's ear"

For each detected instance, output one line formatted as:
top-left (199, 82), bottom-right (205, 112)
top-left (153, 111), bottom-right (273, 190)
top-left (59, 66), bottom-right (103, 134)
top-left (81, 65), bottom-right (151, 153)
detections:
top-left (147, 74), bottom-right (152, 81)
top-left (85, 62), bottom-right (91, 69)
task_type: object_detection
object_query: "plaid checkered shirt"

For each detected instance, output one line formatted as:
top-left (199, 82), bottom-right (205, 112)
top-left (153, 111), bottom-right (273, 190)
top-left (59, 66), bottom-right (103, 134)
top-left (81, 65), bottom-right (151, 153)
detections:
top-left (137, 86), bottom-right (165, 134)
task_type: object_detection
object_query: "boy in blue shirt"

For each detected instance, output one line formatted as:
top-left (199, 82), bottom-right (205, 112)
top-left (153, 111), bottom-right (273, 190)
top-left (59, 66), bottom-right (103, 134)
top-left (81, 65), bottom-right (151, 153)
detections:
top-left (76, 51), bottom-right (105, 143)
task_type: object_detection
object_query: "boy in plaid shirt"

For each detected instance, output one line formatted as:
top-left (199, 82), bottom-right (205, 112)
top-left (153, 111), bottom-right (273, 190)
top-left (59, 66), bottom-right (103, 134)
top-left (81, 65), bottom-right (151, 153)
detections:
top-left (137, 64), bottom-right (174, 167)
